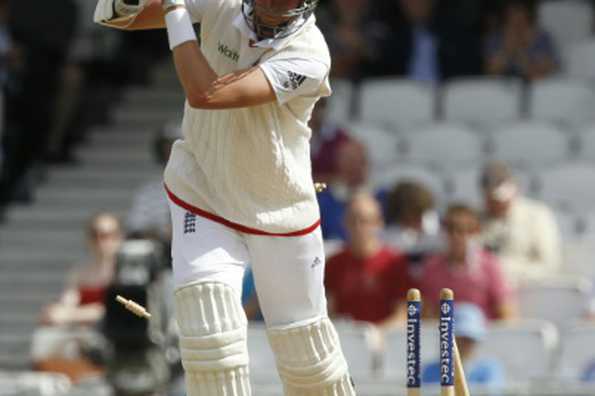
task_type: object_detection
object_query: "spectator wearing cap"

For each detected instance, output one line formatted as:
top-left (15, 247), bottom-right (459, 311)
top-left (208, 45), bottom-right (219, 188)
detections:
top-left (479, 161), bottom-right (562, 286)
top-left (422, 303), bottom-right (506, 390)
top-left (325, 192), bottom-right (413, 329)
top-left (384, 180), bottom-right (443, 270)
top-left (419, 204), bottom-right (516, 321)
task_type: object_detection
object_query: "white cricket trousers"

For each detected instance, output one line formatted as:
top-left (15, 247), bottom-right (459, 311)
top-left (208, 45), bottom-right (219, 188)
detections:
top-left (168, 200), bottom-right (328, 326)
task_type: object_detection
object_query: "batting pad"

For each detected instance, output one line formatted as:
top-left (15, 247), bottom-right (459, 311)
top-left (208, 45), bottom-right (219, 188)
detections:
top-left (175, 282), bottom-right (251, 396)
top-left (267, 318), bottom-right (356, 396)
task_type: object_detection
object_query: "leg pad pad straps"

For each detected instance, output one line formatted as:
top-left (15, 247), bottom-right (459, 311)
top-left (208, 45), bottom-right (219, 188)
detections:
top-left (175, 282), bottom-right (251, 396)
top-left (267, 318), bottom-right (356, 395)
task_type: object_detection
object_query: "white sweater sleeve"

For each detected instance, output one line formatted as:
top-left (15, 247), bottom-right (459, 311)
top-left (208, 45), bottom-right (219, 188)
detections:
top-left (259, 57), bottom-right (330, 105)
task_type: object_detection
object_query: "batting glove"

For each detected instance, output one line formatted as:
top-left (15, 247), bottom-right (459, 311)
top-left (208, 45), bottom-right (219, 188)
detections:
top-left (114, 0), bottom-right (145, 17)
top-left (162, 0), bottom-right (185, 11)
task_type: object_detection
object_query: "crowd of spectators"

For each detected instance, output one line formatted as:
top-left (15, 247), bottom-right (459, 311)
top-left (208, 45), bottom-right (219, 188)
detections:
top-left (0, 0), bottom-right (168, 216)
top-left (319, 150), bottom-right (560, 325)
top-left (318, 0), bottom-right (565, 83)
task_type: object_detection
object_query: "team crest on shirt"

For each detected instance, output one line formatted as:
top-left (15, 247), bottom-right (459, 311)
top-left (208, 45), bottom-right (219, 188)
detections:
top-left (283, 71), bottom-right (307, 90)
top-left (184, 212), bottom-right (197, 234)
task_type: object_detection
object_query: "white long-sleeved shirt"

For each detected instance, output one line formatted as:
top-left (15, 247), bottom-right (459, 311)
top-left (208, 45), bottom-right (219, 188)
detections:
top-left (163, 0), bottom-right (332, 235)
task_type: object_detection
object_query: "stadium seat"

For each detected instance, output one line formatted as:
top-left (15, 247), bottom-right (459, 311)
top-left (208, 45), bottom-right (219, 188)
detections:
top-left (444, 168), bottom-right (484, 207)
top-left (347, 122), bottom-right (400, 170)
top-left (0, 372), bottom-right (71, 396)
top-left (539, 163), bottom-right (595, 211)
top-left (557, 323), bottom-right (595, 381)
top-left (360, 79), bottom-right (436, 131)
top-left (538, 0), bottom-right (594, 52)
top-left (529, 78), bottom-right (595, 128)
top-left (333, 320), bottom-right (380, 382)
top-left (489, 122), bottom-right (570, 169)
top-left (567, 39), bottom-right (595, 80)
top-left (442, 78), bottom-right (523, 130)
top-left (518, 277), bottom-right (593, 325)
top-left (400, 124), bottom-right (484, 170)
top-left (562, 212), bottom-right (595, 278)
top-left (555, 210), bottom-right (583, 242)
top-left (576, 124), bottom-right (595, 161)
top-left (370, 164), bottom-right (445, 200)
top-left (328, 78), bottom-right (354, 123)
top-left (474, 319), bottom-right (559, 383)
top-left (564, 241), bottom-right (595, 280)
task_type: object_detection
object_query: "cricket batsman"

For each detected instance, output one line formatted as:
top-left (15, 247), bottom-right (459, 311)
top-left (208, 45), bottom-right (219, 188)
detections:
top-left (94, 0), bottom-right (357, 394)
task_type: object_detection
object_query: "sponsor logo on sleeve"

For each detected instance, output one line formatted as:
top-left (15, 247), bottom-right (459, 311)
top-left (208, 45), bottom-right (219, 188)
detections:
top-left (282, 71), bottom-right (307, 90)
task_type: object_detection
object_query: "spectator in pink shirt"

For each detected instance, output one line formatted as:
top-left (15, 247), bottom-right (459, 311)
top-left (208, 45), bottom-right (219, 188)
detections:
top-left (419, 204), bottom-right (517, 321)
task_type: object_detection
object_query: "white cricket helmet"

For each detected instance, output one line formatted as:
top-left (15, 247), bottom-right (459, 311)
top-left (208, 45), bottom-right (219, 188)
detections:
top-left (242, 0), bottom-right (319, 40)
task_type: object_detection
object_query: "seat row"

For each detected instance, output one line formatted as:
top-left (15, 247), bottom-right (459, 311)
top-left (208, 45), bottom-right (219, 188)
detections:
top-left (249, 319), bottom-right (594, 389)
top-left (329, 77), bottom-right (595, 132)
top-left (368, 156), bottom-right (595, 214)
top-left (352, 121), bottom-right (595, 174)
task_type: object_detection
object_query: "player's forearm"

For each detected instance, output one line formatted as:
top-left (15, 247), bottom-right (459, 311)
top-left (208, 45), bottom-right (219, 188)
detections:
top-left (172, 41), bottom-right (219, 106)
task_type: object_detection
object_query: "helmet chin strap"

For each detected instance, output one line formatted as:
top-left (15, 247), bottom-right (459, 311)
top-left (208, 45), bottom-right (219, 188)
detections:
top-left (254, 17), bottom-right (292, 40)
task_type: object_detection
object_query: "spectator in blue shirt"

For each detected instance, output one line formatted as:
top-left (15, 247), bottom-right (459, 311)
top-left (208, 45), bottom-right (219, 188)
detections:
top-left (423, 303), bottom-right (506, 391)
top-left (484, 0), bottom-right (559, 81)
top-left (318, 139), bottom-right (387, 241)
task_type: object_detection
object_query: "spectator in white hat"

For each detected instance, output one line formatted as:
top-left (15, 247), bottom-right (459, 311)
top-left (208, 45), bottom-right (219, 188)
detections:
top-left (479, 161), bottom-right (562, 286)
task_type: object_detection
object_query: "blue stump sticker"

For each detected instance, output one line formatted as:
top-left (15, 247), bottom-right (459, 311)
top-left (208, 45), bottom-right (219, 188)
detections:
top-left (407, 301), bottom-right (421, 388)
top-left (439, 299), bottom-right (454, 387)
